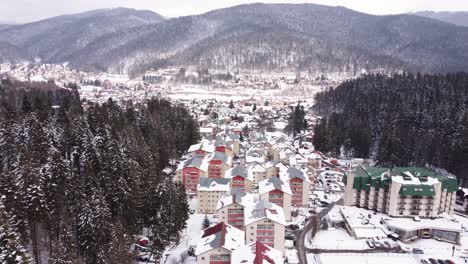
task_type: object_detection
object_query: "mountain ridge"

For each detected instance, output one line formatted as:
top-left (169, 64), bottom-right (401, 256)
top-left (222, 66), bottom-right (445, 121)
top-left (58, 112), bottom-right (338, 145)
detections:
top-left (413, 11), bottom-right (468, 27)
top-left (1, 4), bottom-right (468, 75)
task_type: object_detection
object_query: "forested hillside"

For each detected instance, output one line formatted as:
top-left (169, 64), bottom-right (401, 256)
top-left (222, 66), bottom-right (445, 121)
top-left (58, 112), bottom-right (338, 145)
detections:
top-left (313, 73), bottom-right (468, 184)
top-left (0, 78), bottom-right (199, 263)
top-left (2, 4), bottom-right (468, 74)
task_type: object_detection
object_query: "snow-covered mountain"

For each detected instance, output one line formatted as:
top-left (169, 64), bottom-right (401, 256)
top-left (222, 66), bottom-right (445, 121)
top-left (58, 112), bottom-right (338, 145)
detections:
top-left (0, 8), bottom-right (164, 64)
top-left (413, 11), bottom-right (468, 27)
top-left (2, 4), bottom-right (468, 75)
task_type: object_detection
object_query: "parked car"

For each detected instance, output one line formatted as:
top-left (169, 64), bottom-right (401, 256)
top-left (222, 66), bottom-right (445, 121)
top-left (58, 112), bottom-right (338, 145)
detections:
top-left (413, 248), bottom-right (424, 254)
top-left (428, 258), bottom-right (438, 264)
top-left (288, 224), bottom-right (300, 230)
top-left (373, 241), bottom-right (383, 248)
top-left (285, 234), bottom-right (295, 240)
top-left (437, 260), bottom-right (445, 264)
top-left (444, 260), bottom-right (455, 264)
top-left (421, 259), bottom-right (429, 264)
top-left (366, 240), bottom-right (375, 248)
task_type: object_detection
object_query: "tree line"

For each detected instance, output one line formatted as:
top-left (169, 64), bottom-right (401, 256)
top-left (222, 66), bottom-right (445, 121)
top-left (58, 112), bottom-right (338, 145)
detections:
top-left (313, 73), bottom-right (468, 184)
top-left (0, 78), bottom-right (200, 263)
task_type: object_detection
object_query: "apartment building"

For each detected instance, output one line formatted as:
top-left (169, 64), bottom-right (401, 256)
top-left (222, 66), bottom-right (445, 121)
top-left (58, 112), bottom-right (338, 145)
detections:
top-left (259, 176), bottom-right (292, 221)
top-left (217, 192), bottom-right (256, 230)
top-left (207, 151), bottom-right (232, 178)
top-left (265, 160), bottom-right (288, 179)
top-left (225, 165), bottom-right (253, 193)
top-left (214, 137), bottom-right (233, 158)
top-left (176, 154), bottom-right (208, 193)
top-left (282, 167), bottom-right (311, 207)
top-left (248, 162), bottom-right (267, 184)
top-left (244, 200), bottom-right (287, 254)
top-left (195, 222), bottom-right (244, 264)
top-left (344, 166), bottom-right (458, 217)
top-left (198, 178), bottom-right (231, 214)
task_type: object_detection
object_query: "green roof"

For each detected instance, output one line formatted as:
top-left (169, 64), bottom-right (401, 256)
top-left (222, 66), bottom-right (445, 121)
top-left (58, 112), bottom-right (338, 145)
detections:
top-left (351, 166), bottom-right (458, 193)
top-left (352, 166), bottom-right (389, 191)
top-left (399, 184), bottom-right (435, 196)
top-left (395, 167), bottom-right (458, 193)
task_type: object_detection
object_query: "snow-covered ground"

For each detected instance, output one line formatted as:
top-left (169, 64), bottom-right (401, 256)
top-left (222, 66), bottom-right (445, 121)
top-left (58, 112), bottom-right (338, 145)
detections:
top-left (166, 84), bottom-right (322, 102)
top-left (286, 249), bottom-right (299, 264)
top-left (307, 228), bottom-right (369, 250)
top-left (161, 198), bottom-right (216, 264)
top-left (308, 253), bottom-right (421, 264)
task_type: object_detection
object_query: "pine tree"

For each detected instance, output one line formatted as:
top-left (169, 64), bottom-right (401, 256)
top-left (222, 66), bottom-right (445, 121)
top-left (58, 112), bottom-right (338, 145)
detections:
top-left (0, 200), bottom-right (32, 264)
top-left (252, 104), bottom-right (257, 112)
top-left (229, 100), bottom-right (234, 109)
top-left (202, 215), bottom-right (210, 229)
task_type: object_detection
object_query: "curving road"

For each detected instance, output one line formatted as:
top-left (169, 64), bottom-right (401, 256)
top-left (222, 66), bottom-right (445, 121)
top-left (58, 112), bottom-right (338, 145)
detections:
top-left (295, 198), bottom-right (343, 264)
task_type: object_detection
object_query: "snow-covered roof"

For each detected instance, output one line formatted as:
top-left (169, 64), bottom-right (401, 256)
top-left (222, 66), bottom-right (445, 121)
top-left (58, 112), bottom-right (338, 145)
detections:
top-left (258, 176), bottom-right (292, 196)
top-left (208, 151), bottom-right (233, 166)
top-left (176, 154), bottom-right (209, 172)
top-left (225, 165), bottom-right (250, 180)
top-left (282, 167), bottom-right (311, 184)
top-left (198, 178), bottom-right (231, 192)
top-left (195, 222), bottom-right (245, 255)
top-left (248, 162), bottom-right (266, 173)
top-left (217, 192), bottom-right (257, 210)
top-left (339, 206), bottom-right (462, 238)
top-left (200, 127), bottom-right (215, 133)
top-left (244, 200), bottom-right (287, 226)
top-left (187, 142), bottom-right (215, 153)
top-left (231, 241), bottom-right (283, 264)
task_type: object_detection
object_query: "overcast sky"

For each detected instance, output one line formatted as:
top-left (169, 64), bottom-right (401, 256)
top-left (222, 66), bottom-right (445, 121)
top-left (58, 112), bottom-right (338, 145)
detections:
top-left (2, 0), bottom-right (468, 23)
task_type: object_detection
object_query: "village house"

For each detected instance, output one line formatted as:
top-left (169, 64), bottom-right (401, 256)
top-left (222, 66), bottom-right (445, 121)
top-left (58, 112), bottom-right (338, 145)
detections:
top-left (195, 222), bottom-right (245, 264)
top-left (259, 176), bottom-right (293, 221)
top-left (198, 178), bottom-right (231, 214)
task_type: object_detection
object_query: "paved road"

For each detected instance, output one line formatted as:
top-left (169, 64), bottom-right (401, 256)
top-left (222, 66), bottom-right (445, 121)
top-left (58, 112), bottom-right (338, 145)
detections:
top-left (295, 198), bottom-right (343, 264)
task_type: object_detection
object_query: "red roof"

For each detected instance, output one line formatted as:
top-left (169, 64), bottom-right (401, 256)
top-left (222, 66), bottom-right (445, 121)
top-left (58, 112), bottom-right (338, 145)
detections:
top-left (252, 241), bottom-right (276, 264)
top-left (201, 222), bottom-right (227, 246)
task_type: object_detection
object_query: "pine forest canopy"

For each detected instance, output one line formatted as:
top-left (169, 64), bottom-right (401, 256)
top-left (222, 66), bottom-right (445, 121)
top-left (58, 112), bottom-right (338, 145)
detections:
top-left (0, 78), bottom-right (200, 264)
top-left (312, 72), bottom-right (468, 186)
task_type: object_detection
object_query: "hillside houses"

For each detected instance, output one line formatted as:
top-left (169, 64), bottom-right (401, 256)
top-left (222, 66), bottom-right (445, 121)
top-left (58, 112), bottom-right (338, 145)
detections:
top-left (173, 98), bottom-right (329, 262)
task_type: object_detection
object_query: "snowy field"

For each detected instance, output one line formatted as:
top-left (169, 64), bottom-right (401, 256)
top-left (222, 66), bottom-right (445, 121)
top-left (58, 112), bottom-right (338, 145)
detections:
top-left (307, 228), bottom-right (369, 250)
top-left (165, 84), bottom-right (324, 102)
